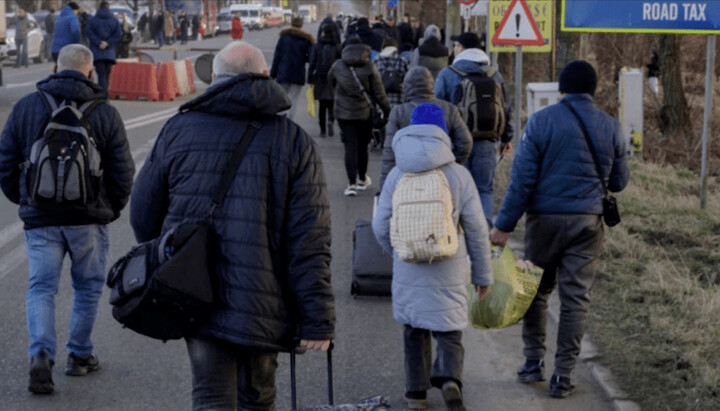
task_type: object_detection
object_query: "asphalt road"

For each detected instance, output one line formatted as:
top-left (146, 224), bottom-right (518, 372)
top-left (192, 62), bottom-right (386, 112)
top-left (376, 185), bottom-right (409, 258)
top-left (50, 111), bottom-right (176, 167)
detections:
top-left (0, 23), bottom-right (615, 411)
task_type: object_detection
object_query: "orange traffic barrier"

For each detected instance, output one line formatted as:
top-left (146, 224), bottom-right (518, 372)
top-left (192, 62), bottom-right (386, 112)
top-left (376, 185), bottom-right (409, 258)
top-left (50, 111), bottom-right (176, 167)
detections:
top-left (108, 62), bottom-right (160, 101)
top-left (156, 61), bottom-right (180, 101)
top-left (184, 59), bottom-right (196, 94)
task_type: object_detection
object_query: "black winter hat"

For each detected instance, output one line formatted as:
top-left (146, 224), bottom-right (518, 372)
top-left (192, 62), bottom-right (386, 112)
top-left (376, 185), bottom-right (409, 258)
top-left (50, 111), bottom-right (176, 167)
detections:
top-left (558, 60), bottom-right (597, 96)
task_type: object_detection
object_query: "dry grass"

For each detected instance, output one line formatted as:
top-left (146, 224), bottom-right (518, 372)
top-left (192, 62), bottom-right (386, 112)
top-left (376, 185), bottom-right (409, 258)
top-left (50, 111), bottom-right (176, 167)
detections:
top-left (494, 157), bottom-right (720, 409)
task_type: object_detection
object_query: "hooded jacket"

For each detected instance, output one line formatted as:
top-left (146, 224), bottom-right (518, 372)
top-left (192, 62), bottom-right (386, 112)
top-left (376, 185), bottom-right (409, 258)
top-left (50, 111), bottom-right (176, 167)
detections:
top-left (270, 27), bottom-right (315, 85)
top-left (379, 67), bottom-right (472, 190)
top-left (435, 48), bottom-right (514, 143)
top-left (130, 74), bottom-right (335, 351)
top-left (0, 70), bottom-right (134, 229)
top-left (52, 5), bottom-right (81, 53)
top-left (327, 43), bottom-right (390, 121)
top-left (409, 25), bottom-right (449, 79)
top-left (494, 94), bottom-right (630, 232)
top-left (308, 36), bottom-right (342, 101)
top-left (372, 124), bottom-right (492, 332)
top-left (85, 8), bottom-right (123, 62)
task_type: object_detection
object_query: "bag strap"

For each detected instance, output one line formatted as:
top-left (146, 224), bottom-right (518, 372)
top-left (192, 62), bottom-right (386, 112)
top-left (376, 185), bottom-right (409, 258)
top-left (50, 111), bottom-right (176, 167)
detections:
top-left (290, 345), bottom-right (334, 410)
top-left (561, 100), bottom-right (609, 198)
top-left (207, 120), bottom-right (263, 220)
top-left (349, 66), bottom-right (374, 109)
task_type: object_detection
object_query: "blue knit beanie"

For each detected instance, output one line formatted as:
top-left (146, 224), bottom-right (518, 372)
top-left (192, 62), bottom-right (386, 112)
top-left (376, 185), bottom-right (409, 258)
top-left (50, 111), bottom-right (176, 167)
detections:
top-left (410, 103), bottom-right (448, 133)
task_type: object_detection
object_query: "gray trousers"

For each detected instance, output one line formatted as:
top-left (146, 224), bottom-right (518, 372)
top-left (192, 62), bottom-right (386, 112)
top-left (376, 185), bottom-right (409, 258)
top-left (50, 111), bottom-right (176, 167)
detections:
top-left (279, 82), bottom-right (303, 121)
top-left (403, 325), bottom-right (464, 391)
top-left (522, 214), bottom-right (603, 378)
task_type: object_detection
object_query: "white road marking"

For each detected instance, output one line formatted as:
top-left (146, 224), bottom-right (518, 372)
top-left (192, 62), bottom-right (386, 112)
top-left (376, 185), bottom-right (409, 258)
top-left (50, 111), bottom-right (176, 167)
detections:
top-left (4, 81), bottom-right (38, 89)
top-left (0, 244), bottom-right (27, 280)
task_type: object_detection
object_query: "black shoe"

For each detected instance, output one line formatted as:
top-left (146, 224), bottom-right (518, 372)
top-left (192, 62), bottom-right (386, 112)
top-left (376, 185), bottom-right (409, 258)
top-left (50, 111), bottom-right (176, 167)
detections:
top-left (441, 380), bottom-right (466, 411)
top-left (328, 123), bottom-right (334, 137)
top-left (517, 358), bottom-right (545, 383)
top-left (65, 353), bottom-right (100, 376)
top-left (319, 131), bottom-right (326, 137)
top-left (28, 349), bottom-right (54, 394)
top-left (549, 374), bottom-right (575, 398)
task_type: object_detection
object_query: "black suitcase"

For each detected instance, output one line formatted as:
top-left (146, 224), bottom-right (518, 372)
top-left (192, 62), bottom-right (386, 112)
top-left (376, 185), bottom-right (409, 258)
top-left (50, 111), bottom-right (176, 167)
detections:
top-left (351, 219), bottom-right (393, 297)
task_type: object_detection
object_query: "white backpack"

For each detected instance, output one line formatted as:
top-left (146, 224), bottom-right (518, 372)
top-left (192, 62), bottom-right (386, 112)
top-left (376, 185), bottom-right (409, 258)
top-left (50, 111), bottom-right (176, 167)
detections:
top-left (390, 169), bottom-right (458, 263)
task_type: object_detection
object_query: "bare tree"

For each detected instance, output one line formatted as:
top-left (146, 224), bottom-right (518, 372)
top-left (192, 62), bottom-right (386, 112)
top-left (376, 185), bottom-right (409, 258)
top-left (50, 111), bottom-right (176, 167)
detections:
top-left (658, 34), bottom-right (692, 138)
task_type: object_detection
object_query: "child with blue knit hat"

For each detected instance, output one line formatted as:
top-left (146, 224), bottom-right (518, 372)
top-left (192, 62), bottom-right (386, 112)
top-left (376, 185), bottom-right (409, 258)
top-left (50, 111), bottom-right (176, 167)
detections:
top-left (373, 103), bottom-right (493, 411)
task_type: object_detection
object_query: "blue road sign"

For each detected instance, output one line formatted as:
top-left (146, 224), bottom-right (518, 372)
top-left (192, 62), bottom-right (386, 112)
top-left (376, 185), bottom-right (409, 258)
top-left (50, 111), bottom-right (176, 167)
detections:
top-left (562, 0), bottom-right (720, 34)
top-left (387, 0), bottom-right (398, 10)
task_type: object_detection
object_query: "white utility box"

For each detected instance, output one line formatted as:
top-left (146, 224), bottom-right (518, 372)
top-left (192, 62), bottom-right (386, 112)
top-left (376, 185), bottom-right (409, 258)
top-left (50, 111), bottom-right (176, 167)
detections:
top-left (526, 82), bottom-right (561, 117)
top-left (618, 68), bottom-right (644, 157)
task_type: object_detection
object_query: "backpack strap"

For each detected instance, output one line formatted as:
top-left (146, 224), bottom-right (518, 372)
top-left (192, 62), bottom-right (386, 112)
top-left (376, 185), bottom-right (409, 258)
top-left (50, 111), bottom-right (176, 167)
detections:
top-left (448, 65), bottom-right (467, 77)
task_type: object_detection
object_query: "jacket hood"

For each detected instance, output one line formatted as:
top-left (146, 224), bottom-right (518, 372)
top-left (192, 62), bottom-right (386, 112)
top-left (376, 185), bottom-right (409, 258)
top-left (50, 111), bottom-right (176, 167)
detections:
top-left (60, 5), bottom-right (75, 17)
top-left (392, 124), bottom-right (455, 173)
top-left (424, 24), bottom-right (441, 41)
top-left (341, 43), bottom-right (371, 66)
top-left (279, 27), bottom-right (315, 44)
top-left (36, 70), bottom-right (108, 101)
top-left (95, 7), bottom-right (114, 19)
top-left (180, 73), bottom-right (291, 116)
top-left (453, 48), bottom-right (489, 65)
top-left (379, 46), bottom-right (398, 58)
top-left (403, 66), bottom-right (435, 101)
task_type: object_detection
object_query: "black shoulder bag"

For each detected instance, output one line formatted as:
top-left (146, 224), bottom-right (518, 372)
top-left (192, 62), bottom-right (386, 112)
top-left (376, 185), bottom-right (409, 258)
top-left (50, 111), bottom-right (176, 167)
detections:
top-left (349, 66), bottom-right (387, 129)
top-left (562, 101), bottom-right (621, 227)
top-left (106, 121), bottom-right (263, 341)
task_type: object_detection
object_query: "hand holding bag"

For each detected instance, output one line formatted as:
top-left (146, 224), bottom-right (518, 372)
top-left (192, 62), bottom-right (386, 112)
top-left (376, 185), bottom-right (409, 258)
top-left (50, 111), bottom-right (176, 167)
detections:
top-left (348, 66), bottom-right (387, 129)
top-left (562, 101), bottom-right (621, 227)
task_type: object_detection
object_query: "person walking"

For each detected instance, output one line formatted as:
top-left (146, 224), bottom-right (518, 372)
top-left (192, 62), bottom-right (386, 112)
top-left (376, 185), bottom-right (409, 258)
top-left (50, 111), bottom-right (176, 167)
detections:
top-left (435, 31), bottom-right (513, 229)
top-left (137, 12), bottom-right (149, 43)
top-left (308, 23), bottom-right (342, 137)
top-left (409, 25), bottom-right (448, 80)
top-left (116, 13), bottom-right (133, 59)
top-left (152, 11), bottom-right (164, 47)
top-left (44, 8), bottom-right (56, 60)
top-left (0, 44), bottom-right (134, 395)
top-left (77, 7), bottom-right (90, 45)
top-left (378, 66), bottom-right (472, 191)
top-left (85, 2), bottom-right (123, 92)
top-left (164, 11), bottom-right (175, 45)
top-left (129, 41), bottom-right (334, 410)
top-left (490, 60), bottom-right (630, 399)
top-left (373, 103), bottom-right (492, 411)
top-left (14, 9), bottom-right (30, 68)
top-left (317, 13), bottom-right (340, 44)
top-left (328, 36), bottom-right (390, 196)
top-left (231, 13), bottom-right (243, 40)
top-left (373, 37), bottom-right (409, 108)
top-left (179, 12), bottom-right (189, 45)
top-left (270, 17), bottom-right (315, 121)
top-left (51, 2), bottom-right (81, 62)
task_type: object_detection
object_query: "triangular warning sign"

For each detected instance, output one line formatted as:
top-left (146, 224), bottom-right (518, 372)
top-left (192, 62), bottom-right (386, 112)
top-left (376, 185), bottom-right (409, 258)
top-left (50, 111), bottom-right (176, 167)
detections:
top-left (492, 0), bottom-right (544, 46)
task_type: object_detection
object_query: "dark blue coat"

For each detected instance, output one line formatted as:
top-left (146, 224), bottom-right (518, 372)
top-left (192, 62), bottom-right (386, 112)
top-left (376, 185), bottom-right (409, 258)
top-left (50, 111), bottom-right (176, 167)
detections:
top-left (494, 94), bottom-right (630, 232)
top-left (270, 27), bottom-right (315, 85)
top-left (130, 74), bottom-right (335, 351)
top-left (0, 70), bottom-right (135, 229)
top-left (51, 5), bottom-right (81, 53)
top-left (86, 8), bottom-right (123, 62)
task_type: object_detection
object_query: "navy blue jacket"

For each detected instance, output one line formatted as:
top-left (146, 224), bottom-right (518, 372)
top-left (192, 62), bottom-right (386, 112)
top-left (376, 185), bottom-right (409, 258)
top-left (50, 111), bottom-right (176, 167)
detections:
top-left (86, 8), bottom-right (123, 62)
top-left (494, 94), bottom-right (630, 232)
top-left (0, 70), bottom-right (135, 229)
top-left (130, 74), bottom-right (335, 351)
top-left (270, 27), bottom-right (315, 85)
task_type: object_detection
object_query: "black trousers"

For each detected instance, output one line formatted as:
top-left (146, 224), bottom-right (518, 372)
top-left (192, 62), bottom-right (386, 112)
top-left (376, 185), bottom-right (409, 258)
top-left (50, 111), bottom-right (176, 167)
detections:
top-left (338, 119), bottom-right (372, 185)
top-left (318, 99), bottom-right (334, 133)
top-left (94, 60), bottom-right (113, 92)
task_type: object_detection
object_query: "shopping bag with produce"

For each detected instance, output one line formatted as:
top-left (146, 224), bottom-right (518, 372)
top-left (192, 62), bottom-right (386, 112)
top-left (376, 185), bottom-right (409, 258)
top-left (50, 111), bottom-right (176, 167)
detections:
top-left (306, 85), bottom-right (316, 118)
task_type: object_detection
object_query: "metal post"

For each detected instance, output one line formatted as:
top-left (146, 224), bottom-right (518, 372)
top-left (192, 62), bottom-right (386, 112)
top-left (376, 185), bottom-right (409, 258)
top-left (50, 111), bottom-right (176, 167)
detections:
top-left (700, 35), bottom-right (716, 210)
top-left (514, 45), bottom-right (522, 138)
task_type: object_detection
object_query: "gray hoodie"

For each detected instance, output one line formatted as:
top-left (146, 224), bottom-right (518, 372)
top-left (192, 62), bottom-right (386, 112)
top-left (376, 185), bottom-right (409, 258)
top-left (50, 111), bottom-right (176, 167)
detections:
top-left (373, 124), bottom-right (493, 332)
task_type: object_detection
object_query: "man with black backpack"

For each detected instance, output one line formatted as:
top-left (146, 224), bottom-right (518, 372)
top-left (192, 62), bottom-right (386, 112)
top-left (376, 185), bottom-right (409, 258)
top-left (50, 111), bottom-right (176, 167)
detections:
top-left (0, 44), bottom-right (134, 395)
top-left (435, 32), bottom-right (513, 229)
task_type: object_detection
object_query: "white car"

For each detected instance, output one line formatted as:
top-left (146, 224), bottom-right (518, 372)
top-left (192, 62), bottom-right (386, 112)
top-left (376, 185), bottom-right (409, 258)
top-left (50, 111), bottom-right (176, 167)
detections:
top-left (3, 13), bottom-right (47, 65)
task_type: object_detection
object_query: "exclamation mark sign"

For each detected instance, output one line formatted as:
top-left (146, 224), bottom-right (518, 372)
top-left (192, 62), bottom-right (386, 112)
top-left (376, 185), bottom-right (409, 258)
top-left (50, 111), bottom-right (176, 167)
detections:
top-left (515, 13), bottom-right (521, 37)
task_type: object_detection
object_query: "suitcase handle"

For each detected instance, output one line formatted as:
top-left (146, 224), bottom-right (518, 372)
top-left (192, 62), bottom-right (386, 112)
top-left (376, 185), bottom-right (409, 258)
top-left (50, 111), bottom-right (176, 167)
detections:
top-left (290, 342), bottom-right (334, 410)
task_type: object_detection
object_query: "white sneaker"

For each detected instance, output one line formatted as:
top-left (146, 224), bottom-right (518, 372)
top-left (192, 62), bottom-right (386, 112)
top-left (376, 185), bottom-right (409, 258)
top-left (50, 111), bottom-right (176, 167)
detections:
top-left (357, 176), bottom-right (372, 191)
top-left (344, 185), bottom-right (358, 196)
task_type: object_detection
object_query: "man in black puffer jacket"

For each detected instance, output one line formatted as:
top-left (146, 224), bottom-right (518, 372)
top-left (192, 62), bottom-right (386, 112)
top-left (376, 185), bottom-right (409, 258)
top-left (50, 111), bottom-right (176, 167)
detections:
top-left (0, 44), bottom-right (134, 395)
top-left (130, 41), bottom-right (334, 410)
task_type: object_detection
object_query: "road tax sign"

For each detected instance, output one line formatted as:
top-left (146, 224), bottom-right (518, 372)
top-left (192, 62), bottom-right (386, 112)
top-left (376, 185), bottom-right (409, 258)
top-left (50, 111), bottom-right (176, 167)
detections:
top-left (489, 0), bottom-right (551, 52)
top-left (562, 0), bottom-right (720, 34)
top-left (492, 0), bottom-right (545, 46)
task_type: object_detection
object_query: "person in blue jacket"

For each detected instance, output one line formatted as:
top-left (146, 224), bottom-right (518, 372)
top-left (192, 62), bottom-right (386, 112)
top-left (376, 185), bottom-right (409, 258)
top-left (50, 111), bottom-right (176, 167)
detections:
top-left (270, 16), bottom-right (315, 120)
top-left (435, 32), bottom-right (514, 229)
top-left (51, 2), bottom-right (81, 62)
top-left (490, 60), bottom-right (630, 399)
top-left (85, 2), bottom-right (123, 91)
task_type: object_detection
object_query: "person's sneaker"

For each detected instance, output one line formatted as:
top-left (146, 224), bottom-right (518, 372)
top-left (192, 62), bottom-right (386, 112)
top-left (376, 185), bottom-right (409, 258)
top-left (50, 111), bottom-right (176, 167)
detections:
top-left (28, 349), bottom-right (54, 394)
top-left (344, 185), bottom-right (357, 196)
top-left (517, 358), bottom-right (545, 383)
top-left (404, 390), bottom-right (428, 410)
top-left (357, 176), bottom-right (372, 191)
top-left (65, 353), bottom-right (100, 376)
top-left (549, 374), bottom-right (575, 398)
top-left (441, 380), bottom-right (466, 411)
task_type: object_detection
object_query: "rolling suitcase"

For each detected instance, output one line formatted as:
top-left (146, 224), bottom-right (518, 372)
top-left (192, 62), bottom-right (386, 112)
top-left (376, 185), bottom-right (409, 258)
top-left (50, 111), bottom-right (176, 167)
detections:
top-left (351, 219), bottom-right (393, 297)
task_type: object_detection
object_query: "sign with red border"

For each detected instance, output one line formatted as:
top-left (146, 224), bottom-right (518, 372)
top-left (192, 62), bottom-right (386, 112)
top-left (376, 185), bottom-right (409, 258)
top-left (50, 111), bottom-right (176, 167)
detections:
top-left (492, 0), bottom-right (544, 45)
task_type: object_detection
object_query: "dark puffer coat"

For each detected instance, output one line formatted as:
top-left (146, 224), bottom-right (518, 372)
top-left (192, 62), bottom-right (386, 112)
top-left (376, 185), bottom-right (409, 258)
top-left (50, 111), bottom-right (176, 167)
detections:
top-left (130, 74), bottom-right (335, 352)
top-left (327, 43), bottom-right (390, 121)
top-left (0, 70), bottom-right (134, 229)
top-left (85, 7), bottom-right (123, 62)
top-left (308, 36), bottom-right (342, 101)
top-left (270, 27), bottom-right (315, 85)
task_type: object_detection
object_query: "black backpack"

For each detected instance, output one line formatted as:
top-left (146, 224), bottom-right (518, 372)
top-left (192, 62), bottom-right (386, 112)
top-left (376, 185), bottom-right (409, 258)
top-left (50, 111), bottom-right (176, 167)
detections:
top-left (25, 92), bottom-right (103, 205)
top-left (379, 57), bottom-right (403, 94)
top-left (450, 66), bottom-right (507, 140)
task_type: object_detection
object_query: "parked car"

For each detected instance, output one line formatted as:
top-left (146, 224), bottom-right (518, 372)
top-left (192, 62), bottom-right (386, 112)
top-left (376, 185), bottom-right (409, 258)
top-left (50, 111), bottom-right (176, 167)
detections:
top-left (217, 11), bottom-right (232, 33)
top-left (2, 13), bottom-right (46, 65)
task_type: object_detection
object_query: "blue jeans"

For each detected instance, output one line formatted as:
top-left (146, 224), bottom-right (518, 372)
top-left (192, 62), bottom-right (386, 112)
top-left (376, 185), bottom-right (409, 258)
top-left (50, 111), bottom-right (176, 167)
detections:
top-left (15, 38), bottom-right (29, 67)
top-left (24, 225), bottom-right (109, 360)
top-left (464, 140), bottom-right (497, 229)
top-left (186, 336), bottom-right (278, 410)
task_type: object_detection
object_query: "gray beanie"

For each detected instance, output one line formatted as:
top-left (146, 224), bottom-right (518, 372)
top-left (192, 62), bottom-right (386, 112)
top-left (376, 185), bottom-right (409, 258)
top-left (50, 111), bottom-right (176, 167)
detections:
top-left (424, 24), bottom-right (441, 41)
